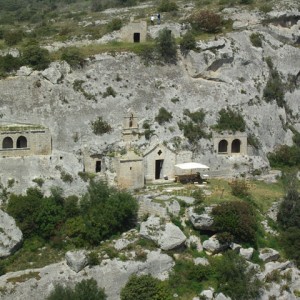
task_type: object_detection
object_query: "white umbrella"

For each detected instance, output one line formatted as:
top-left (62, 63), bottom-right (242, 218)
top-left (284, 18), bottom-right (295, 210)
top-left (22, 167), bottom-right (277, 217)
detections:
top-left (175, 162), bottom-right (209, 170)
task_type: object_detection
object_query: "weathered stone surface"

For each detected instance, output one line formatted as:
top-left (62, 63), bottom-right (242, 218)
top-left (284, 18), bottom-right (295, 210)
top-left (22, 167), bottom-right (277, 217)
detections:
top-left (65, 250), bottom-right (88, 273)
top-left (166, 200), bottom-right (181, 216)
top-left (215, 293), bottom-right (231, 300)
top-left (140, 216), bottom-right (186, 250)
top-left (0, 250), bottom-right (174, 300)
top-left (203, 235), bottom-right (228, 254)
top-left (200, 288), bottom-right (214, 299)
top-left (239, 247), bottom-right (254, 260)
top-left (0, 210), bottom-right (23, 258)
top-left (42, 62), bottom-right (71, 84)
top-left (16, 66), bottom-right (33, 76)
top-left (259, 248), bottom-right (280, 263)
top-left (194, 257), bottom-right (209, 266)
top-left (188, 207), bottom-right (215, 231)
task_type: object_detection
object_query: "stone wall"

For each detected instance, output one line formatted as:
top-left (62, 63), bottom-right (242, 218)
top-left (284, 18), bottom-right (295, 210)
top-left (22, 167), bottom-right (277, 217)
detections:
top-left (213, 132), bottom-right (247, 156)
top-left (0, 124), bottom-right (51, 157)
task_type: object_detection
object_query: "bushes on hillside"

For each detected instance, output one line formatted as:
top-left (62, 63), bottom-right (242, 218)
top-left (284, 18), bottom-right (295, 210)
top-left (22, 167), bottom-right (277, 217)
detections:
top-left (157, 0), bottom-right (178, 12)
top-left (214, 108), bottom-right (246, 132)
top-left (121, 275), bottom-right (172, 300)
top-left (212, 251), bottom-right (261, 299)
top-left (155, 107), bottom-right (173, 125)
top-left (180, 31), bottom-right (196, 56)
top-left (61, 47), bottom-right (85, 68)
top-left (268, 145), bottom-right (300, 168)
top-left (189, 10), bottom-right (222, 33)
top-left (47, 279), bottom-right (106, 300)
top-left (230, 179), bottom-right (250, 198)
top-left (22, 45), bottom-right (50, 70)
top-left (3, 30), bottom-right (23, 46)
top-left (155, 28), bottom-right (177, 64)
top-left (91, 117), bottom-right (112, 135)
top-left (212, 201), bottom-right (257, 244)
top-left (7, 181), bottom-right (138, 247)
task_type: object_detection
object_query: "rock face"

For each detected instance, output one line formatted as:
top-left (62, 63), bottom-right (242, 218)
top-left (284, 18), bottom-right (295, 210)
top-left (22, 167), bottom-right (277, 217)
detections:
top-left (0, 250), bottom-right (174, 300)
top-left (65, 250), bottom-right (88, 273)
top-left (140, 216), bottom-right (186, 250)
top-left (259, 248), bottom-right (280, 263)
top-left (202, 235), bottom-right (228, 254)
top-left (0, 210), bottom-right (23, 258)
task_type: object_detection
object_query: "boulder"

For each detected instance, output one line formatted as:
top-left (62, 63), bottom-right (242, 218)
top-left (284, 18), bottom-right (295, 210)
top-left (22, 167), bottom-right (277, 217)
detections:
top-left (259, 248), bottom-right (280, 263)
top-left (166, 200), bottom-right (180, 216)
top-left (194, 257), bottom-right (209, 266)
top-left (203, 235), bottom-right (228, 254)
top-left (17, 66), bottom-right (33, 76)
top-left (215, 293), bottom-right (231, 300)
top-left (0, 210), bottom-right (23, 258)
top-left (239, 247), bottom-right (254, 260)
top-left (42, 61), bottom-right (71, 84)
top-left (65, 250), bottom-right (88, 273)
top-left (200, 288), bottom-right (214, 299)
top-left (140, 216), bottom-right (186, 250)
top-left (188, 207), bottom-right (214, 231)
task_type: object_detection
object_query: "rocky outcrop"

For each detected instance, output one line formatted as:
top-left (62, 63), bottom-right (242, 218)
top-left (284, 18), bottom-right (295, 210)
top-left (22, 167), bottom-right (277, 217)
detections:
top-left (259, 248), bottom-right (280, 263)
top-left (202, 235), bottom-right (229, 254)
top-left (65, 250), bottom-right (88, 273)
top-left (139, 216), bottom-right (186, 250)
top-left (0, 250), bottom-right (174, 300)
top-left (0, 210), bottom-right (23, 258)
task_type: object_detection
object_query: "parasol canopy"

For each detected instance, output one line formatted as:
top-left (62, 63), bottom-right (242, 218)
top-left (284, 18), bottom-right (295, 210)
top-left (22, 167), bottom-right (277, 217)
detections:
top-left (175, 162), bottom-right (209, 170)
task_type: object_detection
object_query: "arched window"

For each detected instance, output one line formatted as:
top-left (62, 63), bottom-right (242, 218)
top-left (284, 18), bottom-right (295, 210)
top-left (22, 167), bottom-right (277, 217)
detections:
top-left (2, 137), bottom-right (13, 149)
top-left (218, 140), bottom-right (228, 153)
top-left (231, 139), bottom-right (241, 153)
top-left (17, 136), bottom-right (27, 148)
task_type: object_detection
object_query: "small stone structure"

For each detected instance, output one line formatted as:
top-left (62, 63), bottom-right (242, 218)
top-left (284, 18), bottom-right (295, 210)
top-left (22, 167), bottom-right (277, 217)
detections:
top-left (122, 112), bottom-right (139, 143)
top-left (83, 153), bottom-right (104, 174)
top-left (213, 131), bottom-right (247, 155)
top-left (120, 20), bottom-right (147, 43)
top-left (116, 150), bottom-right (144, 190)
top-left (0, 123), bottom-right (51, 157)
top-left (143, 143), bottom-right (177, 182)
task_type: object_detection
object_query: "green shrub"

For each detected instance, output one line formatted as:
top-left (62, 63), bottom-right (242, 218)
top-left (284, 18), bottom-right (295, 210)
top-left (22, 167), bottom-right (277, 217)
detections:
top-left (212, 250), bottom-right (261, 300)
top-left (0, 54), bottom-right (21, 75)
top-left (155, 28), bottom-right (177, 64)
top-left (87, 251), bottom-right (100, 266)
top-left (250, 33), bottom-right (262, 47)
top-left (268, 145), bottom-right (300, 168)
top-left (280, 227), bottom-right (300, 267)
top-left (103, 86), bottom-right (117, 98)
top-left (212, 201), bottom-right (257, 244)
top-left (214, 108), bottom-right (246, 132)
top-left (157, 0), bottom-right (178, 12)
top-left (155, 107), bottom-right (173, 125)
top-left (230, 179), bottom-right (250, 197)
top-left (180, 31), bottom-right (196, 56)
top-left (47, 279), bottom-right (106, 300)
top-left (4, 30), bottom-right (23, 46)
top-left (121, 275), bottom-right (172, 300)
top-left (259, 4), bottom-right (272, 13)
top-left (263, 59), bottom-right (285, 107)
top-left (91, 117), bottom-right (112, 135)
top-left (32, 178), bottom-right (44, 187)
top-left (22, 45), bottom-right (50, 70)
top-left (106, 18), bottom-right (123, 33)
top-left (239, 0), bottom-right (253, 3)
top-left (136, 44), bottom-right (157, 66)
top-left (142, 121), bottom-right (155, 140)
top-left (61, 47), bottom-right (85, 68)
top-left (189, 10), bottom-right (222, 33)
top-left (192, 189), bottom-right (205, 204)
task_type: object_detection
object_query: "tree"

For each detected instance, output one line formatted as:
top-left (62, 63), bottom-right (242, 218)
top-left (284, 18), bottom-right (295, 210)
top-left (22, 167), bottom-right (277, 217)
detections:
top-left (180, 31), bottom-right (196, 56)
top-left (155, 28), bottom-right (177, 64)
top-left (22, 45), bottom-right (50, 70)
top-left (121, 275), bottom-right (172, 300)
top-left (61, 47), bottom-right (85, 68)
top-left (189, 10), bottom-right (222, 33)
top-left (212, 201), bottom-right (257, 244)
top-left (214, 108), bottom-right (246, 132)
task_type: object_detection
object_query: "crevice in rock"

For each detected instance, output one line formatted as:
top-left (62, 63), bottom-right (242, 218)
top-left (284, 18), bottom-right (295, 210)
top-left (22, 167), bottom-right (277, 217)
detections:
top-left (207, 57), bottom-right (234, 72)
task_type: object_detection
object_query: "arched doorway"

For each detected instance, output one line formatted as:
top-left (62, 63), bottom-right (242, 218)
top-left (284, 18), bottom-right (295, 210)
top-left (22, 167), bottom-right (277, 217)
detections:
top-left (218, 140), bottom-right (228, 153)
top-left (17, 136), bottom-right (27, 148)
top-left (231, 139), bottom-right (241, 153)
top-left (2, 137), bottom-right (13, 149)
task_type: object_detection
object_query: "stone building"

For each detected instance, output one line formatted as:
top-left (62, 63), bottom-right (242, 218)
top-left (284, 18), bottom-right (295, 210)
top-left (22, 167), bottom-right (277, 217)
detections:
top-left (143, 143), bottom-right (177, 183)
top-left (0, 123), bottom-right (51, 157)
top-left (120, 20), bottom-right (147, 43)
top-left (213, 131), bottom-right (247, 155)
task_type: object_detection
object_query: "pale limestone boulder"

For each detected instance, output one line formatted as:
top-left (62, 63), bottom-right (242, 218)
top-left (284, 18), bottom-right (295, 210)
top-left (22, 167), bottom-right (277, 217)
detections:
top-left (42, 61), bottom-right (71, 84)
top-left (215, 293), bottom-right (232, 300)
top-left (239, 247), bottom-right (254, 260)
top-left (194, 257), bottom-right (209, 266)
top-left (259, 248), bottom-right (280, 263)
top-left (0, 210), bottom-right (23, 258)
top-left (17, 66), bottom-right (33, 76)
top-left (203, 235), bottom-right (228, 254)
top-left (200, 288), bottom-right (214, 299)
top-left (188, 207), bottom-right (214, 231)
top-left (139, 216), bottom-right (186, 250)
top-left (65, 250), bottom-right (88, 273)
